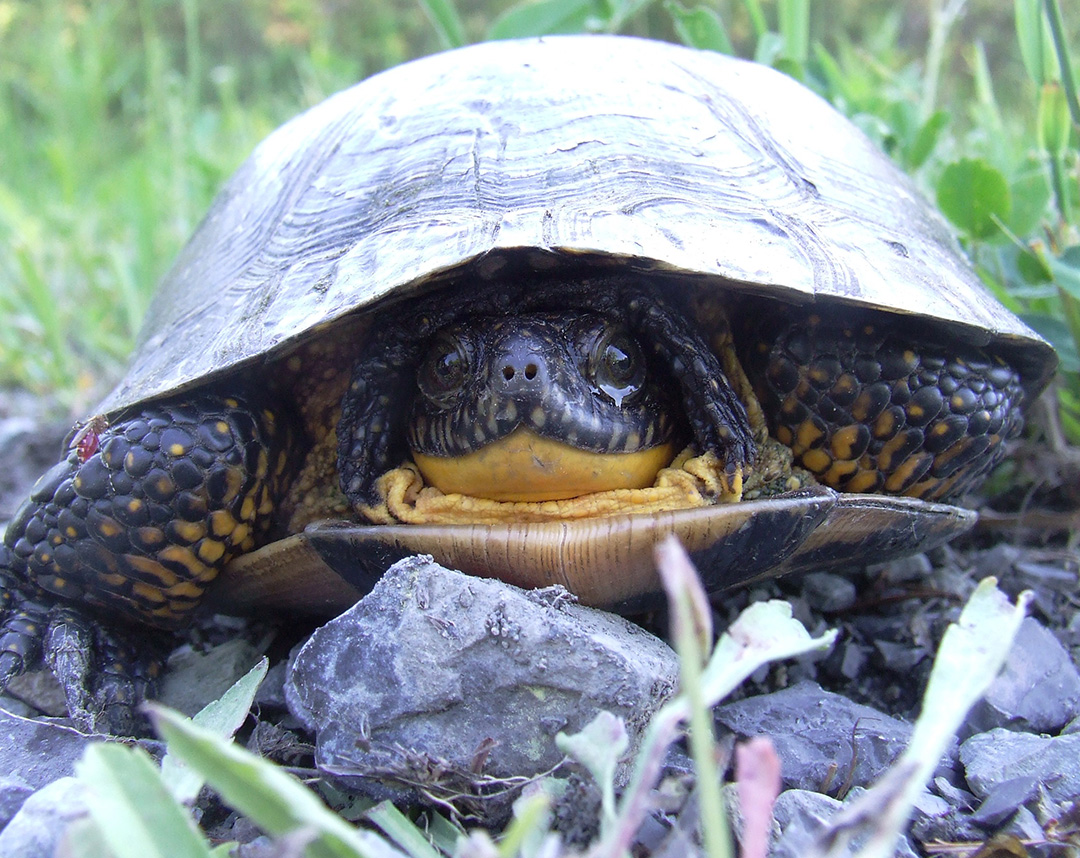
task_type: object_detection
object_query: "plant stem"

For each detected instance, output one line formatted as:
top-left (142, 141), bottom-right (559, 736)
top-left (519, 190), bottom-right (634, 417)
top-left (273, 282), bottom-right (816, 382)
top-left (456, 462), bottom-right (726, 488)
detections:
top-left (1043, 0), bottom-right (1080, 127)
top-left (921, 0), bottom-right (966, 120)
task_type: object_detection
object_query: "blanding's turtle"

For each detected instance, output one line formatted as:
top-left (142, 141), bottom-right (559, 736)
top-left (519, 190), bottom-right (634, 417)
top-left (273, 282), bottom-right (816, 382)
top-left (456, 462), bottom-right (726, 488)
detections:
top-left (0, 36), bottom-right (1057, 732)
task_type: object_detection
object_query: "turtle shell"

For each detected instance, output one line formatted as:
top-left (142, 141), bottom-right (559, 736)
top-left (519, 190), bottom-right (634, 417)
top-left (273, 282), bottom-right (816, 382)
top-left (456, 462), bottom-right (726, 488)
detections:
top-left (87, 35), bottom-right (1056, 615)
top-left (98, 35), bottom-right (1055, 416)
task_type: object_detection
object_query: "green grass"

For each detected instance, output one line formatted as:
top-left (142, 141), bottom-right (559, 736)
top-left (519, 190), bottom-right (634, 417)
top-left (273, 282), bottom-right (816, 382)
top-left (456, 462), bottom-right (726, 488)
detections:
top-left (0, 0), bottom-right (1077, 442)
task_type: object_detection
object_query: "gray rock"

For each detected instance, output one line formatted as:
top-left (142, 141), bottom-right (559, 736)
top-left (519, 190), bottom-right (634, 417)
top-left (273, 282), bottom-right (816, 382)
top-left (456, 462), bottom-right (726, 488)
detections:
top-left (878, 553), bottom-right (933, 583)
top-left (158, 638), bottom-right (266, 717)
top-left (963, 617), bottom-right (1080, 736)
top-left (1004, 806), bottom-right (1046, 844)
top-left (838, 641), bottom-right (869, 680)
top-left (254, 661), bottom-right (290, 711)
top-left (0, 777), bottom-right (87, 858)
top-left (0, 776), bottom-right (33, 831)
top-left (286, 556), bottom-right (678, 792)
top-left (715, 681), bottom-right (918, 793)
top-left (969, 776), bottom-right (1039, 827)
top-left (771, 789), bottom-right (917, 858)
top-left (800, 573), bottom-right (857, 613)
top-left (960, 728), bottom-right (1080, 804)
top-left (873, 639), bottom-right (929, 672)
top-left (0, 708), bottom-right (96, 789)
top-left (2, 669), bottom-right (67, 717)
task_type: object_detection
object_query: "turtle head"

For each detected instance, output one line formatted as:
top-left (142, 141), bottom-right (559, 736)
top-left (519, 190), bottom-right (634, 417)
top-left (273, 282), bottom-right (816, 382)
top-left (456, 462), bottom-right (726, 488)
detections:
top-left (406, 313), bottom-right (683, 502)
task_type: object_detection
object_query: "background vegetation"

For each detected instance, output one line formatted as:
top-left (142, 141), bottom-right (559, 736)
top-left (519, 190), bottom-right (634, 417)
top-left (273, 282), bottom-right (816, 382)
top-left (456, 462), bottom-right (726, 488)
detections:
top-left (0, 0), bottom-right (1077, 444)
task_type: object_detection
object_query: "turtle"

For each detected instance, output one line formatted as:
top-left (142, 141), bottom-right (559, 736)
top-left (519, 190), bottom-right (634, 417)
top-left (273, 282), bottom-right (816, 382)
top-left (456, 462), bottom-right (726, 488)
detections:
top-left (0, 35), bottom-right (1057, 734)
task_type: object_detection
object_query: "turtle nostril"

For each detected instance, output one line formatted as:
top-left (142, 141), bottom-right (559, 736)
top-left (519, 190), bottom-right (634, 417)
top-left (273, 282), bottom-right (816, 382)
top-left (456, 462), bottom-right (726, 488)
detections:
top-left (524, 363), bottom-right (538, 380)
top-left (503, 366), bottom-right (515, 380)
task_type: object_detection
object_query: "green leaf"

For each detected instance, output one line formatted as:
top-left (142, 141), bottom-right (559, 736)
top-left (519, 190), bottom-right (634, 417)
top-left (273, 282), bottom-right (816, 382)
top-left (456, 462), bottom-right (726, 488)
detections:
top-left (753, 31), bottom-right (785, 68)
top-left (665, 2), bottom-right (733, 54)
top-left (556, 711), bottom-right (627, 828)
top-left (740, 0), bottom-right (768, 38)
top-left (905, 110), bottom-right (949, 170)
top-left (607, 0), bottom-right (658, 30)
top-left (496, 790), bottom-right (553, 858)
top-left (162, 656), bottom-right (268, 804)
top-left (1016, 246), bottom-right (1053, 284)
top-left (149, 705), bottom-right (403, 858)
top-left (1043, 0), bottom-right (1080, 127)
top-left (76, 744), bottom-right (211, 858)
top-left (1051, 248), bottom-right (1080, 368)
top-left (487, 0), bottom-right (603, 40)
top-left (417, 0), bottom-right (467, 49)
top-left (811, 43), bottom-right (852, 104)
top-left (1006, 159), bottom-right (1053, 236)
top-left (59, 816), bottom-right (128, 858)
top-left (936, 158), bottom-right (1012, 241)
top-left (1049, 246), bottom-right (1080, 302)
top-left (777, 0), bottom-right (809, 64)
top-left (1037, 81), bottom-right (1072, 157)
top-left (1023, 313), bottom-right (1080, 372)
top-left (364, 802), bottom-right (441, 858)
top-left (971, 42), bottom-right (1005, 143)
top-left (1014, 0), bottom-right (1056, 85)
top-left (1059, 385), bottom-right (1080, 445)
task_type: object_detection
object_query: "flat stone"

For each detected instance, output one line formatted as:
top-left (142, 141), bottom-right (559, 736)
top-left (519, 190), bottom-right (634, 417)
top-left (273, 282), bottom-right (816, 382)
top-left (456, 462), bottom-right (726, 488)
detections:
top-left (285, 556), bottom-right (679, 794)
top-left (0, 777), bottom-right (87, 858)
top-left (771, 789), bottom-right (917, 858)
top-left (800, 573), bottom-right (857, 613)
top-left (715, 681), bottom-right (921, 793)
top-left (963, 618), bottom-right (1080, 735)
top-left (960, 729), bottom-right (1080, 804)
top-left (0, 776), bottom-right (33, 831)
top-left (2, 670), bottom-right (67, 717)
top-left (969, 776), bottom-right (1039, 827)
top-left (0, 708), bottom-right (97, 790)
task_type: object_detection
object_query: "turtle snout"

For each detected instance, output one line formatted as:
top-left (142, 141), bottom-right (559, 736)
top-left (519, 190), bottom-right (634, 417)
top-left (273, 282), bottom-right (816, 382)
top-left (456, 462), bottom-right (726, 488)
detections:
top-left (496, 354), bottom-right (548, 393)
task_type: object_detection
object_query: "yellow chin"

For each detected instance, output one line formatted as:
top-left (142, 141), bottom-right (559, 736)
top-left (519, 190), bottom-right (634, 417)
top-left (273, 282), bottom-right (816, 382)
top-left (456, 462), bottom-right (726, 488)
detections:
top-left (411, 428), bottom-right (678, 502)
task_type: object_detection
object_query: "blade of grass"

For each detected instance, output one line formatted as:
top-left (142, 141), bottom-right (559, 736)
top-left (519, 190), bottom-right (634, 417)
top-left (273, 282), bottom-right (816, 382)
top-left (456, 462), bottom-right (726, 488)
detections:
top-left (666, 2), bottom-right (733, 54)
top-left (417, 0), bottom-right (467, 48)
top-left (1015, 0), bottom-right (1056, 86)
top-left (149, 704), bottom-right (405, 858)
top-left (740, 0), bottom-right (768, 39)
top-left (657, 537), bottom-right (731, 858)
top-left (583, 537), bottom-right (837, 858)
top-left (1043, 0), bottom-right (1080, 124)
top-left (77, 744), bottom-right (212, 858)
top-left (365, 801), bottom-right (443, 858)
top-left (161, 656), bottom-right (268, 804)
top-left (778, 0), bottom-right (809, 64)
top-left (811, 579), bottom-right (1031, 858)
top-left (921, 0), bottom-right (966, 120)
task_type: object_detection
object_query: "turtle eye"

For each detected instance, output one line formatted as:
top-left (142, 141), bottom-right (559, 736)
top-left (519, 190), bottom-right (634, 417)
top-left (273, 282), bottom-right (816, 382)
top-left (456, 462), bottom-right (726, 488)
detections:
top-left (418, 330), bottom-right (473, 408)
top-left (587, 326), bottom-right (646, 407)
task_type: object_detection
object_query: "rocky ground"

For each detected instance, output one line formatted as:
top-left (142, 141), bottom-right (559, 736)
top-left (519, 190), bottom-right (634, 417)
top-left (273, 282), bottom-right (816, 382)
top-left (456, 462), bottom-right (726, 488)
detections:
top-left (0, 394), bottom-right (1078, 857)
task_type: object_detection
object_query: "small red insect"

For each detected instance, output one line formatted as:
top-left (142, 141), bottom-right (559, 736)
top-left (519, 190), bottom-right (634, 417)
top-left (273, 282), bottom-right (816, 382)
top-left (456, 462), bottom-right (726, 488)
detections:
top-left (69, 415), bottom-right (109, 464)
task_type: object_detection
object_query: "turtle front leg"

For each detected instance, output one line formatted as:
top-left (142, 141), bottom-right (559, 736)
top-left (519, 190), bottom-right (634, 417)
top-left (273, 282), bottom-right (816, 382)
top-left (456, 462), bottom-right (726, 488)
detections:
top-left (0, 394), bottom-right (289, 733)
top-left (625, 292), bottom-right (758, 490)
top-left (338, 333), bottom-right (423, 507)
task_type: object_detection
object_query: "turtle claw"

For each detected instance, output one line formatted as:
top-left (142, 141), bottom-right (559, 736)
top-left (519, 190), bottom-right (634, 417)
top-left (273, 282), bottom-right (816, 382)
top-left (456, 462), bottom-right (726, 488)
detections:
top-left (46, 606), bottom-right (159, 736)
